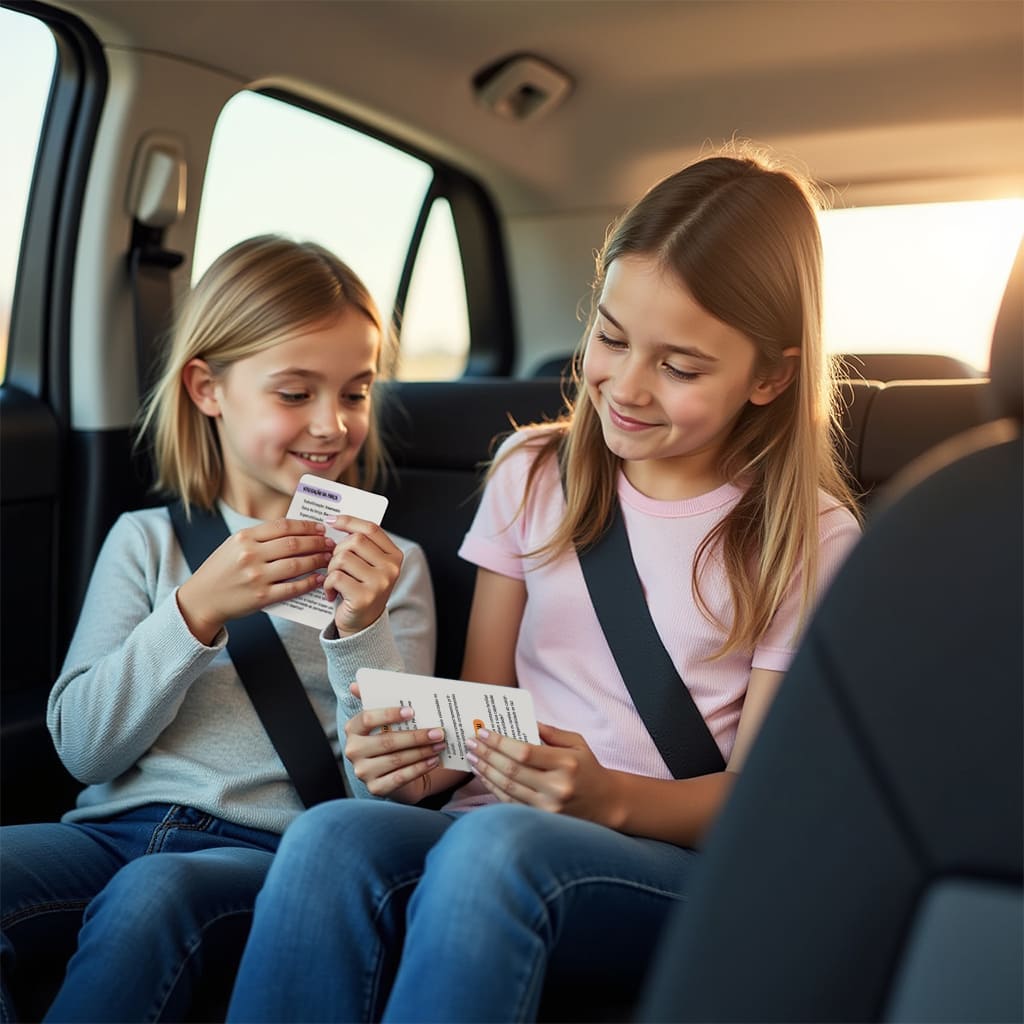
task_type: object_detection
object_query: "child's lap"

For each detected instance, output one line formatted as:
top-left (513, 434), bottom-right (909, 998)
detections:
top-left (279, 798), bottom-right (696, 900)
top-left (421, 803), bottom-right (698, 904)
top-left (1, 803), bottom-right (279, 923)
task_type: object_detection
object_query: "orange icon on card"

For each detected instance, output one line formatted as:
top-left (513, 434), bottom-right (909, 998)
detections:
top-left (473, 719), bottom-right (485, 735)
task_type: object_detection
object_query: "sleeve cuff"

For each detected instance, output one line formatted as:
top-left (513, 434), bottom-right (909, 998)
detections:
top-left (321, 610), bottom-right (404, 690)
top-left (322, 612), bottom-right (404, 802)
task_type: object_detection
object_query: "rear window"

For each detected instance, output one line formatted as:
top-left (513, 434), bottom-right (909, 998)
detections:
top-left (820, 198), bottom-right (1024, 374)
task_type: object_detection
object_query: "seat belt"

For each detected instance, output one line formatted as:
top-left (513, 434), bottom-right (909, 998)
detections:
top-left (168, 501), bottom-right (349, 807)
top-left (576, 496), bottom-right (726, 780)
top-left (126, 135), bottom-right (189, 403)
top-left (127, 221), bottom-right (184, 403)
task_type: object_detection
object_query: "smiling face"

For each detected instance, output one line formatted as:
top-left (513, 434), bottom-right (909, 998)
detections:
top-left (186, 308), bottom-right (380, 519)
top-left (582, 255), bottom-right (792, 500)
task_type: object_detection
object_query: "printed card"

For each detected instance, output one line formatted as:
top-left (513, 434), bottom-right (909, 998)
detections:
top-left (264, 475), bottom-right (389, 630)
top-left (356, 667), bottom-right (540, 771)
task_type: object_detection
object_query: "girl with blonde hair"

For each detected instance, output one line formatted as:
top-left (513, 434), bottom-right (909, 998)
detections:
top-left (0, 235), bottom-right (435, 1022)
top-left (228, 155), bottom-right (861, 1023)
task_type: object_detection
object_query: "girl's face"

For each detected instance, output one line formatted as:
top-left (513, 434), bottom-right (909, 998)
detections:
top-left (583, 255), bottom-right (791, 500)
top-left (193, 309), bottom-right (380, 519)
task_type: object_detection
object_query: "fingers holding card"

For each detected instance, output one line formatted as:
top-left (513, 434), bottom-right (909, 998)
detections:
top-left (265, 475), bottom-right (389, 629)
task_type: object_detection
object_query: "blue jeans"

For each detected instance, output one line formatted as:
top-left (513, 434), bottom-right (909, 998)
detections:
top-left (227, 800), bottom-right (697, 1023)
top-left (0, 804), bottom-right (279, 1023)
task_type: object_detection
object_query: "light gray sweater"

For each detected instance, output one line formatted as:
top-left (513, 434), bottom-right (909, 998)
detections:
top-left (47, 504), bottom-right (436, 834)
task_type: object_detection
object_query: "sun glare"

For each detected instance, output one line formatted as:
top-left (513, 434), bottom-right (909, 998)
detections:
top-left (820, 199), bottom-right (1024, 373)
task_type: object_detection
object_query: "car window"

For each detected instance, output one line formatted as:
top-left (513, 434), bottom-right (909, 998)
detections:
top-left (400, 197), bottom-right (471, 380)
top-left (821, 199), bottom-right (1024, 373)
top-left (193, 90), bottom-right (471, 380)
top-left (0, 8), bottom-right (56, 382)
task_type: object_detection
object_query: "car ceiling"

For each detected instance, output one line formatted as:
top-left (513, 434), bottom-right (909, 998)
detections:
top-left (56, 0), bottom-right (1024, 214)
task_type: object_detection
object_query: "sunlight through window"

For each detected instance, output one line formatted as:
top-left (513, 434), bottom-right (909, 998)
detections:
top-left (820, 199), bottom-right (1024, 374)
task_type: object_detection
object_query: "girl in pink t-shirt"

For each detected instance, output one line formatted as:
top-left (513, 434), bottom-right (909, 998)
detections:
top-left (228, 152), bottom-right (862, 1023)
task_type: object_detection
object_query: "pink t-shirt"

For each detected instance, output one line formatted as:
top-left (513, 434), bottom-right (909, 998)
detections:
top-left (449, 428), bottom-right (860, 811)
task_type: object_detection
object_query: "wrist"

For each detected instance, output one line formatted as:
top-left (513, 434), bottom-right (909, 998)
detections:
top-left (334, 607), bottom-right (384, 638)
top-left (176, 583), bottom-right (222, 646)
top-left (390, 774), bottom-right (429, 805)
top-left (603, 770), bottom-right (631, 831)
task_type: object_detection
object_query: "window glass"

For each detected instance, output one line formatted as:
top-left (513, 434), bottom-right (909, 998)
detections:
top-left (195, 91), bottom-right (472, 378)
top-left (0, 9), bottom-right (56, 380)
top-left (820, 199), bottom-right (1024, 373)
top-left (399, 198), bottom-right (470, 380)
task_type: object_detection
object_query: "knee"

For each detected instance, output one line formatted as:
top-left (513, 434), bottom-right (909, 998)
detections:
top-left (271, 801), bottom-right (406, 886)
top-left (278, 799), bottom-right (356, 851)
top-left (426, 805), bottom-right (547, 882)
top-left (276, 799), bottom-right (381, 866)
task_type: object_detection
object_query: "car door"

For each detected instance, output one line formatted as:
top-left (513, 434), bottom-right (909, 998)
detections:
top-left (1, 3), bottom-right (108, 823)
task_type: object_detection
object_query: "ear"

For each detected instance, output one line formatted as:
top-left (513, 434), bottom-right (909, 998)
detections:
top-left (182, 358), bottom-right (222, 417)
top-left (749, 346), bottom-right (800, 407)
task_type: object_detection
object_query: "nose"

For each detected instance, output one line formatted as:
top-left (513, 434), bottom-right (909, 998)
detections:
top-left (608, 354), bottom-right (651, 408)
top-left (308, 396), bottom-right (348, 440)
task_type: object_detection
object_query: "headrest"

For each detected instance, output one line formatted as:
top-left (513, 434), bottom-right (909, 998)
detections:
top-left (990, 240), bottom-right (1023, 422)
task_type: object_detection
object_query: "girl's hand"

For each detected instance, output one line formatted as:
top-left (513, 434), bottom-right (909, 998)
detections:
top-left (344, 682), bottom-right (447, 800)
top-left (323, 515), bottom-right (403, 636)
top-left (466, 721), bottom-right (622, 826)
top-left (177, 518), bottom-right (334, 645)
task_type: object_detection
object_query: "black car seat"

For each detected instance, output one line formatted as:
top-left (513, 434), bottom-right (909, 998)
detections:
top-left (839, 351), bottom-right (982, 381)
top-left (638, 241), bottom-right (1023, 1023)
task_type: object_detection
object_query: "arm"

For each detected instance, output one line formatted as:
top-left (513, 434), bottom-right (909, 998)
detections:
top-left (49, 512), bottom-right (337, 784)
top-left (468, 667), bottom-right (784, 849)
top-left (344, 434), bottom-right (538, 802)
top-left (47, 514), bottom-right (224, 783)
top-left (460, 567), bottom-right (525, 685)
top-left (327, 537), bottom-right (442, 800)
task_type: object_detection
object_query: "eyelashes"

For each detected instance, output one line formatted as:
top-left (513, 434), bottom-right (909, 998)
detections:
top-left (275, 390), bottom-right (370, 405)
top-left (596, 329), bottom-right (627, 349)
top-left (595, 331), bottom-right (700, 382)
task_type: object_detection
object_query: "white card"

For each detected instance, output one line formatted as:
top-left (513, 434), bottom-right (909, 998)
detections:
top-left (356, 667), bottom-right (540, 771)
top-left (264, 475), bottom-right (389, 629)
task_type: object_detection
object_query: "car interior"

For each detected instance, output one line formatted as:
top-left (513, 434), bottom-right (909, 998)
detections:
top-left (1, 1), bottom-right (1021, 1020)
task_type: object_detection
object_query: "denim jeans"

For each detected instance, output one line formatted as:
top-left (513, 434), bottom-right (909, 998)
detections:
top-left (0, 803), bottom-right (279, 1023)
top-left (227, 799), bottom-right (697, 1023)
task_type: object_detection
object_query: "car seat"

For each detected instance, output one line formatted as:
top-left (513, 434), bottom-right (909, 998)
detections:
top-left (638, 241), bottom-right (1023, 1022)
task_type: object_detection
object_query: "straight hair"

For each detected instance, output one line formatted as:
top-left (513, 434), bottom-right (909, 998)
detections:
top-left (503, 153), bottom-right (860, 657)
top-left (137, 235), bottom-right (394, 514)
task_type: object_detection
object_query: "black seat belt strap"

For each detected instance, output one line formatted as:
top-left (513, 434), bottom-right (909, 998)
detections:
top-left (168, 502), bottom-right (348, 807)
top-left (576, 498), bottom-right (726, 780)
top-left (127, 222), bottom-right (184, 402)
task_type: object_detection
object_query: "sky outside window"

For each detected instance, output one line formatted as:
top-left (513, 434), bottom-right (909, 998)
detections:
top-left (0, 8), bottom-right (56, 378)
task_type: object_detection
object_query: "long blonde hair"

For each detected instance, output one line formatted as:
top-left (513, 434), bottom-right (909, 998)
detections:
top-left (509, 153), bottom-right (859, 657)
top-left (137, 234), bottom-right (393, 513)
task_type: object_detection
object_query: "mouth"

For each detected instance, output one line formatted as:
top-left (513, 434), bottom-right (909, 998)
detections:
top-left (607, 403), bottom-right (657, 432)
top-left (290, 450), bottom-right (339, 467)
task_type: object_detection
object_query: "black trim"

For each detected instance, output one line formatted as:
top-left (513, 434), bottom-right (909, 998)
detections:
top-left (444, 168), bottom-right (515, 375)
top-left (391, 179), bottom-right (439, 352)
top-left (4, 1), bottom-right (108, 420)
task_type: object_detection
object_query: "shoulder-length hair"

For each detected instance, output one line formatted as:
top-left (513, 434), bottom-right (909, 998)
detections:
top-left (506, 153), bottom-right (859, 657)
top-left (137, 234), bottom-right (394, 513)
